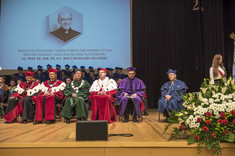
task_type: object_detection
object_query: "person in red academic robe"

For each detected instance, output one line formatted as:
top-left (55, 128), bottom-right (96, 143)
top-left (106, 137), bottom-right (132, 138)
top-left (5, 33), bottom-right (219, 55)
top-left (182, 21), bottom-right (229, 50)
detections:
top-left (89, 68), bottom-right (117, 123)
top-left (4, 71), bottom-right (41, 124)
top-left (34, 68), bottom-right (66, 124)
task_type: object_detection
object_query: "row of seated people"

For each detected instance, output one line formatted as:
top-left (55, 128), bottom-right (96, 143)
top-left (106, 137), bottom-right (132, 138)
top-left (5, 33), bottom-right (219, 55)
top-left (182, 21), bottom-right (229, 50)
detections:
top-left (2, 67), bottom-right (147, 124)
top-left (13, 65), bottom-right (127, 85)
top-left (1, 68), bottom-right (188, 124)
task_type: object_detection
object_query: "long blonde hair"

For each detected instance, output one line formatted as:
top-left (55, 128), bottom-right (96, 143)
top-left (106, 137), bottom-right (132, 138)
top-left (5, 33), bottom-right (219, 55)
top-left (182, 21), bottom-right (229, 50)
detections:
top-left (212, 54), bottom-right (226, 78)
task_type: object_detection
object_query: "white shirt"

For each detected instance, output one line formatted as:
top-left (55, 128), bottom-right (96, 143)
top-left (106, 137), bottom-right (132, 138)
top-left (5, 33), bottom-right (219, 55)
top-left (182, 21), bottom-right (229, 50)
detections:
top-left (209, 66), bottom-right (226, 84)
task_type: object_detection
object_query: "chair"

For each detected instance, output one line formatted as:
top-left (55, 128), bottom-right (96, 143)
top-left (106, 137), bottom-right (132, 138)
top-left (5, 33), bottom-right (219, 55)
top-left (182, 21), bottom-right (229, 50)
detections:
top-left (0, 88), bottom-right (9, 117)
top-left (117, 95), bottom-right (147, 122)
top-left (141, 90), bottom-right (149, 116)
top-left (114, 102), bottom-right (120, 121)
top-left (158, 111), bottom-right (161, 121)
top-left (0, 102), bottom-right (8, 117)
top-left (56, 103), bottom-right (63, 121)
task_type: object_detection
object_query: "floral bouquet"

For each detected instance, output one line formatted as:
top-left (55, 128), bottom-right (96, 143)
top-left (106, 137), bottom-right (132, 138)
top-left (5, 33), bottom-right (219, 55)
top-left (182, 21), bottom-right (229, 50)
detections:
top-left (164, 77), bottom-right (235, 156)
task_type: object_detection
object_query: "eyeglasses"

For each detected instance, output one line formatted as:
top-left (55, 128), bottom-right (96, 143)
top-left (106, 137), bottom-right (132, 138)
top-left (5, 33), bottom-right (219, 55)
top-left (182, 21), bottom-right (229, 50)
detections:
top-left (60, 18), bottom-right (72, 21)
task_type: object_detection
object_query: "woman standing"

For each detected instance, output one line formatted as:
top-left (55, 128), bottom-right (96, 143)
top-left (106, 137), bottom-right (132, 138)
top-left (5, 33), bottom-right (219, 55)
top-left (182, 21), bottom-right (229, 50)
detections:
top-left (209, 54), bottom-right (227, 84)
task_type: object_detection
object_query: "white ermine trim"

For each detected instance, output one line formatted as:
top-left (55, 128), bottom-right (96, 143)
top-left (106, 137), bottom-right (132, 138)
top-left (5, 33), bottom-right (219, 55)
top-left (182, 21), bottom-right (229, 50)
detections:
top-left (14, 84), bottom-right (25, 94)
top-left (41, 82), bottom-right (66, 93)
top-left (27, 84), bottom-right (41, 96)
top-left (89, 78), bottom-right (117, 92)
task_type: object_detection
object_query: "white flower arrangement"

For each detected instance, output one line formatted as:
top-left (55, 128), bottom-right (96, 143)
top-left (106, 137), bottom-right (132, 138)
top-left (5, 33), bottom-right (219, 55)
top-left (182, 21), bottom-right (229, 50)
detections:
top-left (183, 102), bottom-right (235, 129)
top-left (165, 77), bottom-right (235, 156)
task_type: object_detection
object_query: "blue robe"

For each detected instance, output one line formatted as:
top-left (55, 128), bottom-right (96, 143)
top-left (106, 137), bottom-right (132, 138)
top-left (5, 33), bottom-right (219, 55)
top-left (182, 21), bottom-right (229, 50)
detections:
top-left (64, 70), bottom-right (71, 77)
top-left (57, 70), bottom-right (62, 80)
top-left (158, 79), bottom-right (187, 113)
top-left (0, 89), bottom-right (4, 103)
top-left (81, 70), bottom-right (88, 77)
top-left (117, 77), bottom-right (146, 118)
top-left (86, 75), bottom-right (97, 85)
top-left (114, 73), bottom-right (126, 80)
top-left (62, 77), bottom-right (67, 83)
top-left (37, 75), bottom-right (46, 83)
top-left (44, 71), bottom-right (49, 80)
top-left (107, 74), bottom-right (115, 80)
top-left (0, 84), bottom-right (9, 116)
top-left (14, 73), bottom-right (26, 81)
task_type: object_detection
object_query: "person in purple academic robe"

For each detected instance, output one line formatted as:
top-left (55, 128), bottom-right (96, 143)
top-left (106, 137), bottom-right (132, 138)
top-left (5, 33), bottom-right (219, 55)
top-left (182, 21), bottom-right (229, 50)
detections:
top-left (158, 69), bottom-right (188, 122)
top-left (117, 67), bottom-right (146, 122)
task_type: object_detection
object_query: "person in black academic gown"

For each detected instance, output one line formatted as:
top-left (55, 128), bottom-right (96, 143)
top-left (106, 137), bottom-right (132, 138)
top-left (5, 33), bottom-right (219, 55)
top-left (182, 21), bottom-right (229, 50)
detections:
top-left (14, 66), bottom-right (25, 82)
top-left (106, 68), bottom-right (115, 80)
top-left (56, 64), bottom-right (62, 80)
top-left (45, 64), bottom-right (52, 80)
top-left (35, 69), bottom-right (45, 83)
top-left (86, 70), bottom-right (97, 85)
top-left (65, 64), bottom-right (71, 77)
top-left (71, 65), bottom-right (78, 75)
top-left (80, 66), bottom-right (88, 77)
top-left (114, 67), bottom-right (126, 80)
top-left (87, 66), bottom-right (94, 77)
top-left (35, 65), bottom-right (43, 76)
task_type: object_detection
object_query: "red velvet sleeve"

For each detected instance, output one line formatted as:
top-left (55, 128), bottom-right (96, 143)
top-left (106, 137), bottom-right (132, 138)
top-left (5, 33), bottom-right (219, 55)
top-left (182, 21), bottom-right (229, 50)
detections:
top-left (54, 91), bottom-right (64, 100)
top-left (31, 91), bottom-right (44, 103)
top-left (38, 91), bottom-right (44, 96)
top-left (11, 92), bottom-right (23, 100)
top-left (105, 89), bottom-right (117, 96)
top-left (88, 91), bottom-right (98, 100)
top-left (106, 89), bottom-right (117, 103)
top-left (11, 92), bottom-right (19, 98)
top-left (90, 91), bottom-right (98, 96)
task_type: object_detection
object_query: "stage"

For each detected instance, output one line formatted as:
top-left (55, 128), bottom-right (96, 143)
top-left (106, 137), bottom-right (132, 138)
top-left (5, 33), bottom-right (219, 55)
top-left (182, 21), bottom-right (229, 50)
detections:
top-left (0, 109), bottom-right (234, 156)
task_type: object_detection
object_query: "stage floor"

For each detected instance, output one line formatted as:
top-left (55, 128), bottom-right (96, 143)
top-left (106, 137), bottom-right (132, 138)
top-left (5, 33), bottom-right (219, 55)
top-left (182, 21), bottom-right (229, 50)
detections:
top-left (0, 109), bottom-right (234, 156)
top-left (0, 109), bottom-right (179, 143)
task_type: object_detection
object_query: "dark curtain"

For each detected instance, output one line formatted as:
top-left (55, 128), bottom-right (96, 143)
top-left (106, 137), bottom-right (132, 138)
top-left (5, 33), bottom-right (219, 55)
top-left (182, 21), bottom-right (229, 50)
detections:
top-left (222, 0), bottom-right (235, 74)
top-left (132, 0), bottom-right (235, 108)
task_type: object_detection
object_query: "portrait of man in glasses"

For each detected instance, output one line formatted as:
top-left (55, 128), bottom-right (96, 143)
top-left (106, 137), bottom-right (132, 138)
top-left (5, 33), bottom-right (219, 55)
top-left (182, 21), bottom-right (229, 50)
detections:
top-left (50, 10), bottom-right (81, 42)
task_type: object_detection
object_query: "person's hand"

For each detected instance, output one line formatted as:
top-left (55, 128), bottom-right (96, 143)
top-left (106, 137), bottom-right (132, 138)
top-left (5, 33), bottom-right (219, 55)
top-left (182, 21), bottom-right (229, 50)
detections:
top-left (48, 91), bottom-right (53, 96)
top-left (165, 95), bottom-right (169, 101)
top-left (99, 91), bottom-right (105, 95)
top-left (72, 94), bottom-right (77, 98)
top-left (44, 92), bottom-right (50, 96)
top-left (165, 95), bottom-right (172, 101)
top-left (97, 91), bottom-right (102, 95)
top-left (124, 93), bottom-right (128, 97)
top-left (131, 93), bottom-right (137, 98)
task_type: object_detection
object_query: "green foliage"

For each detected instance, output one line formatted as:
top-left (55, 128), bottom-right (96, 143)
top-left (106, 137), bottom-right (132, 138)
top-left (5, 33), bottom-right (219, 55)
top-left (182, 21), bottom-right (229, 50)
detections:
top-left (201, 78), bottom-right (210, 88)
top-left (168, 127), bottom-right (182, 141)
top-left (167, 116), bottom-right (178, 123)
top-left (188, 134), bottom-right (196, 145)
top-left (163, 122), bottom-right (174, 133)
top-left (224, 132), bottom-right (235, 143)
